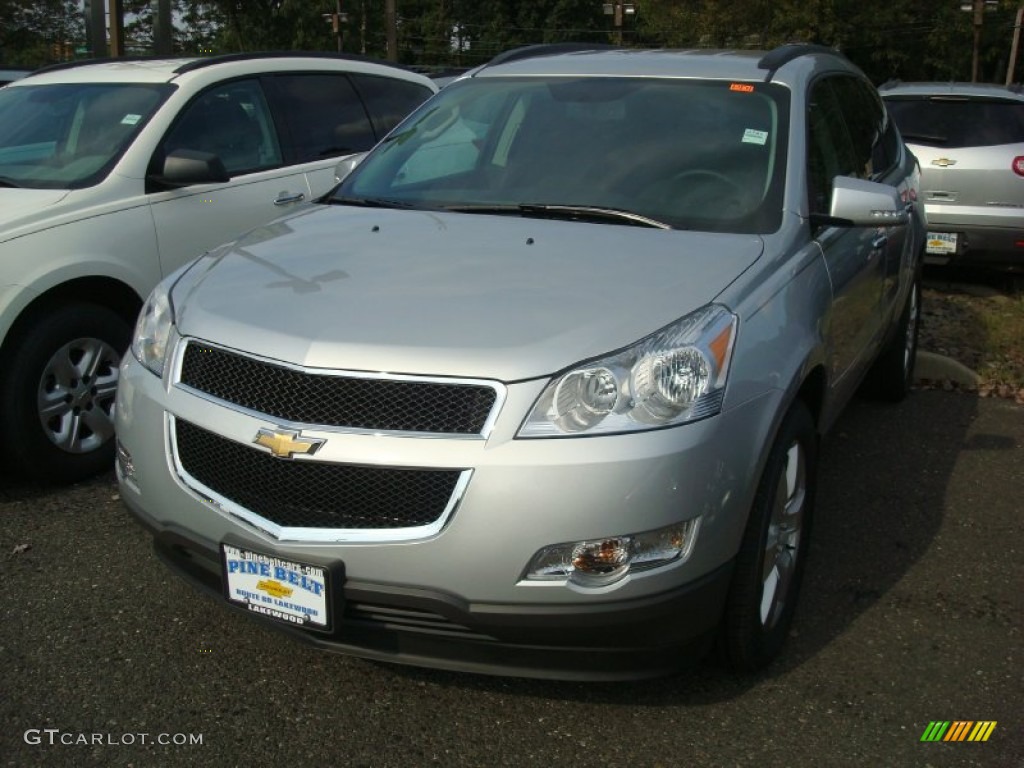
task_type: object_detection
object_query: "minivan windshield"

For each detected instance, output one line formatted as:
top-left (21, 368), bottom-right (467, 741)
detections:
top-left (0, 82), bottom-right (172, 189)
top-left (334, 76), bottom-right (790, 234)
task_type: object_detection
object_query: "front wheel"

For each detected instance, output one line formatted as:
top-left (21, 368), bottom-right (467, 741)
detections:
top-left (0, 304), bottom-right (131, 485)
top-left (719, 401), bottom-right (817, 672)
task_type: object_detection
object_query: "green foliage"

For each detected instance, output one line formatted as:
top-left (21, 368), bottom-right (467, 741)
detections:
top-left (1, 0), bottom-right (1021, 83)
top-left (0, 0), bottom-right (82, 67)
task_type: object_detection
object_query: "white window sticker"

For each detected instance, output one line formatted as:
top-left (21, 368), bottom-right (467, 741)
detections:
top-left (742, 128), bottom-right (768, 146)
top-left (121, 113), bottom-right (142, 126)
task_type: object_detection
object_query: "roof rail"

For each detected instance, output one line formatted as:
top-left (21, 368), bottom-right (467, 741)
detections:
top-left (757, 43), bottom-right (842, 82)
top-left (172, 50), bottom-right (412, 75)
top-left (29, 55), bottom-right (190, 77)
top-left (486, 42), bottom-right (618, 69)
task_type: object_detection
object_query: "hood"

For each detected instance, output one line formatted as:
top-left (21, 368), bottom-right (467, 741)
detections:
top-left (174, 206), bottom-right (763, 381)
top-left (0, 189), bottom-right (71, 239)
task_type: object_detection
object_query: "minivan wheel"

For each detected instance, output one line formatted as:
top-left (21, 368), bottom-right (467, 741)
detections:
top-left (0, 304), bottom-right (130, 485)
top-left (864, 266), bottom-right (921, 402)
top-left (719, 401), bottom-right (816, 673)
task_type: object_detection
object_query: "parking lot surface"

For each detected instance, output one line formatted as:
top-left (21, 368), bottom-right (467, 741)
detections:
top-left (1, 389), bottom-right (1021, 767)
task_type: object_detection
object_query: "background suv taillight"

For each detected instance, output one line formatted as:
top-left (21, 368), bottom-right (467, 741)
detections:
top-left (1014, 156), bottom-right (1024, 177)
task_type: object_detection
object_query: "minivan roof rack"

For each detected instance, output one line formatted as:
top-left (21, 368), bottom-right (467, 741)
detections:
top-left (172, 50), bottom-right (408, 74)
top-left (30, 55), bottom-right (190, 77)
top-left (757, 43), bottom-right (842, 82)
top-left (28, 51), bottom-right (411, 79)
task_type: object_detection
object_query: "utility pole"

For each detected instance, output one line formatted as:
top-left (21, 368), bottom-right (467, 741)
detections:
top-left (84, 0), bottom-right (106, 57)
top-left (386, 0), bottom-right (397, 61)
top-left (972, 0), bottom-right (984, 82)
top-left (1009, 3), bottom-right (1024, 85)
top-left (335, 0), bottom-right (344, 52)
top-left (109, 0), bottom-right (125, 57)
top-left (153, 0), bottom-right (173, 55)
top-left (602, 2), bottom-right (634, 45)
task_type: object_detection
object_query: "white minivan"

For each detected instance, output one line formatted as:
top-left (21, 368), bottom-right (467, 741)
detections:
top-left (0, 53), bottom-right (435, 483)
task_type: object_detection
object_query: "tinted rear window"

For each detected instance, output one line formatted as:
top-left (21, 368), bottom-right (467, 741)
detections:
top-left (884, 97), bottom-right (1024, 147)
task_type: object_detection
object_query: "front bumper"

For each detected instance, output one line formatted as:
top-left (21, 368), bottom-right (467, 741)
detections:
top-left (116, 345), bottom-right (782, 679)
top-left (128, 501), bottom-right (733, 680)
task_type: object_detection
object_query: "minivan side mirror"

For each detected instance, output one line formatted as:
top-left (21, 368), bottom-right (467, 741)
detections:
top-left (812, 176), bottom-right (909, 228)
top-left (149, 148), bottom-right (230, 190)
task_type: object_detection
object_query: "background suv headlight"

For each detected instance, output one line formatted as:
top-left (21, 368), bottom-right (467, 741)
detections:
top-left (519, 305), bottom-right (736, 437)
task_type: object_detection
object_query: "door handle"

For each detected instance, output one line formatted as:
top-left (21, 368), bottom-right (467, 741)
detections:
top-left (871, 234), bottom-right (888, 250)
top-left (274, 192), bottom-right (305, 206)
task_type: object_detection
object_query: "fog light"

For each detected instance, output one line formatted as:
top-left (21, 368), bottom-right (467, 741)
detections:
top-left (116, 440), bottom-right (136, 486)
top-left (572, 538), bottom-right (631, 584)
top-left (523, 519), bottom-right (700, 588)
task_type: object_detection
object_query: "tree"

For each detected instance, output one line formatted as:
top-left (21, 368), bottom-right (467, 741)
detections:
top-left (0, 0), bottom-right (82, 67)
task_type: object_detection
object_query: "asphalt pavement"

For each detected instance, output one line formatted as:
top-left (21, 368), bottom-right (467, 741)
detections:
top-left (1, 389), bottom-right (1021, 768)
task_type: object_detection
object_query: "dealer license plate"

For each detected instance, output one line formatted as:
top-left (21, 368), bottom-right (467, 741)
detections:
top-left (926, 231), bottom-right (958, 255)
top-left (222, 544), bottom-right (330, 630)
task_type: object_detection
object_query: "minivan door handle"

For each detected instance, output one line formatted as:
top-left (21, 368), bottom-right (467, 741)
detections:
top-left (274, 191), bottom-right (305, 206)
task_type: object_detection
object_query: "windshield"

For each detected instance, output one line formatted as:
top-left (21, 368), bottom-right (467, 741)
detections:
top-left (335, 76), bottom-right (789, 233)
top-left (0, 82), bottom-right (172, 189)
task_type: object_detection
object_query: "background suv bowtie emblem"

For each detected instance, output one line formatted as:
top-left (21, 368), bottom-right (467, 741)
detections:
top-left (931, 157), bottom-right (957, 167)
top-left (253, 428), bottom-right (325, 459)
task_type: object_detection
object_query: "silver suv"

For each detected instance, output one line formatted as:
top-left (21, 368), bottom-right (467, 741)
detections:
top-left (116, 44), bottom-right (925, 680)
top-left (880, 81), bottom-right (1024, 268)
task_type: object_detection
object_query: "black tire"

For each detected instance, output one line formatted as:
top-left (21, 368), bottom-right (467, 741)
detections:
top-left (0, 303), bottom-right (130, 485)
top-left (864, 266), bottom-right (922, 402)
top-left (719, 400), bottom-right (817, 673)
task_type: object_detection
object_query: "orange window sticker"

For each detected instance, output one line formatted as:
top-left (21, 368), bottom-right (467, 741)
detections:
top-left (729, 83), bottom-right (755, 93)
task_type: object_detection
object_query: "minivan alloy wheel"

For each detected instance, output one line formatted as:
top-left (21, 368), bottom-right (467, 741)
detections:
top-left (37, 336), bottom-right (120, 454)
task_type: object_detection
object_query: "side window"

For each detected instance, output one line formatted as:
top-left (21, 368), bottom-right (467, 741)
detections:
top-left (831, 76), bottom-right (879, 180)
top-left (265, 74), bottom-right (376, 163)
top-left (159, 79), bottom-right (281, 176)
top-left (807, 79), bottom-right (855, 214)
top-left (350, 74), bottom-right (433, 139)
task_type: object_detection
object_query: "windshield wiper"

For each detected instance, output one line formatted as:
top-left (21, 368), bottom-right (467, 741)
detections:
top-left (0, 176), bottom-right (22, 188)
top-left (330, 196), bottom-right (419, 209)
top-left (443, 203), bottom-right (672, 229)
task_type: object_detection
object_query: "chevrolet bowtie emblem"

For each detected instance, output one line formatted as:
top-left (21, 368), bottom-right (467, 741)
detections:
top-left (931, 157), bottom-right (957, 167)
top-left (253, 428), bottom-right (325, 459)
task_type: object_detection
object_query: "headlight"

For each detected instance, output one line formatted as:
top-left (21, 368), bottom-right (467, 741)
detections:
top-left (519, 305), bottom-right (737, 437)
top-left (131, 280), bottom-right (175, 377)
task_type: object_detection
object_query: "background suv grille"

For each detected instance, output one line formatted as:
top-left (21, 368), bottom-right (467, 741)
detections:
top-left (175, 419), bottom-right (463, 530)
top-left (178, 342), bottom-right (497, 435)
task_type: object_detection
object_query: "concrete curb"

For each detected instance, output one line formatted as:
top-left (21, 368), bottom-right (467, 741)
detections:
top-left (914, 350), bottom-right (981, 388)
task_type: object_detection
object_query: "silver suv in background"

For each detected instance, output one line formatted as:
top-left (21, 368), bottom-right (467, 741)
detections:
top-left (880, 81), bottom-right (1024, 269)
top-left (0, 53), bottom-right (435, 484)
top-left (116, 44), bottom-right (924, 680)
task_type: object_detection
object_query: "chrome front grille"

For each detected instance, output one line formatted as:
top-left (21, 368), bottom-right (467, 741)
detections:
top-left (174, 419), bottom-right (465, 535)
top-left (177, 341), bottom-right (499, 436)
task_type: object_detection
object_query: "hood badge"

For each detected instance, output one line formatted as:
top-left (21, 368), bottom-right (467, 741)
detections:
top-left (253, 428), bottom-right (325, 459)
top-left (931, 157), bottom-right (957, 167)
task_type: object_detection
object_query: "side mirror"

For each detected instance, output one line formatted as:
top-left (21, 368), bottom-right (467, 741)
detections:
top-left (151, 148), bottom-right (230, 188)
top-left (334, 152), bottom-right (367, 184)
top-left (825, 176), bottom-right (909, 227)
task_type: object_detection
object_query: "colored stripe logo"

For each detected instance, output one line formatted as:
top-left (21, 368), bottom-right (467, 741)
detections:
top-left (920, 721), bottom-right (997, 742)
